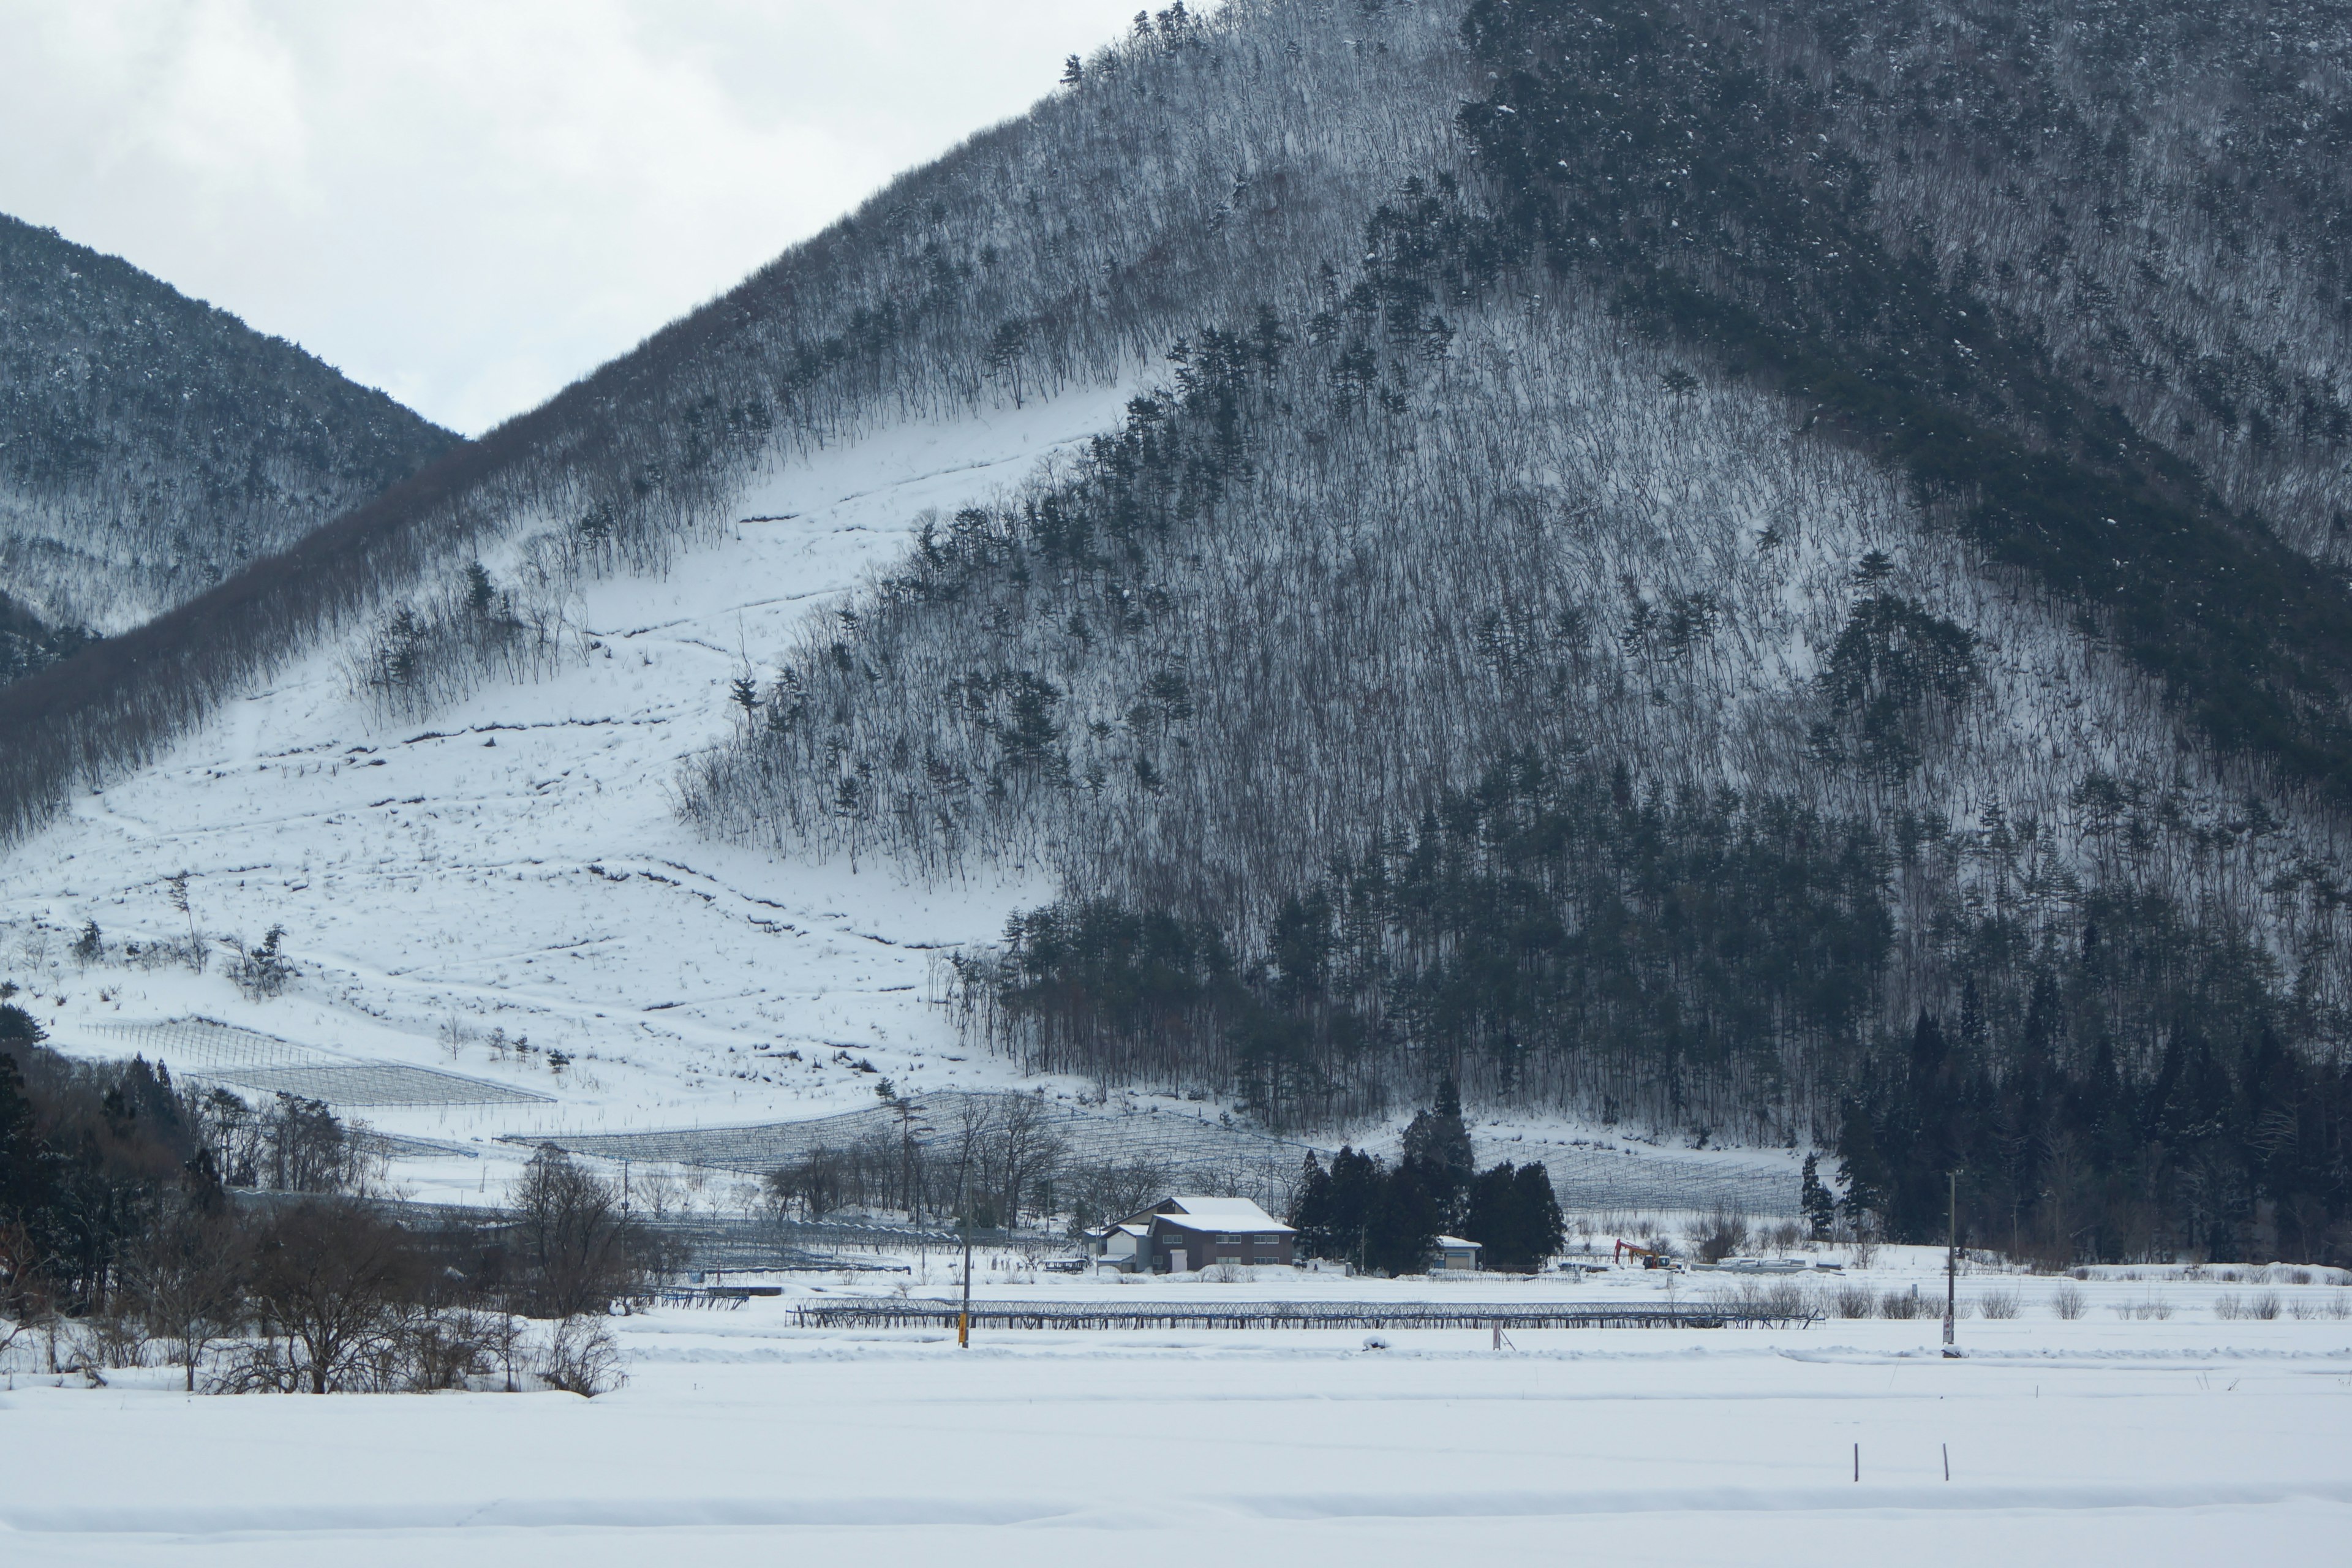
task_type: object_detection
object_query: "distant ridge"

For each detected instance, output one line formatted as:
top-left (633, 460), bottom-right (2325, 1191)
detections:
top-left (0, 211), bottom-right (456, 648)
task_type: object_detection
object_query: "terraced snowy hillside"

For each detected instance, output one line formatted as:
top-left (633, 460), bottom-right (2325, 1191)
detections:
top-left (4, 387), bottom-right (1138, 1193)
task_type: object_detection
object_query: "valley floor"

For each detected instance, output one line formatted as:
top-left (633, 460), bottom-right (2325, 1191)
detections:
top-left (6, 1259), bottom-right (2346, 1566)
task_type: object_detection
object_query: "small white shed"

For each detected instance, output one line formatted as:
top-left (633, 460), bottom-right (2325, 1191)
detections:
top-left (1432, 1235), bottom-right (1482, 1273)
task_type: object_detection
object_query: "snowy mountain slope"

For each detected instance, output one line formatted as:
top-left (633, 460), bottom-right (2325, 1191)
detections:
top-left (0, 0), bottom-right (1469, 846)
top-left (0, 212), bottom-right (456, 639)
top-left (5, 383), bottom-right (1139, 1194)
top-left (1, 1), bottom-right (1503, 1195)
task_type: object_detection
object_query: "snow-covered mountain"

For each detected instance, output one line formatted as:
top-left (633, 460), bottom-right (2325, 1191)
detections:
top-left (0, 213), bottom-right (455, 650)
top-left (4, 0), bottom-right (2351, 1257)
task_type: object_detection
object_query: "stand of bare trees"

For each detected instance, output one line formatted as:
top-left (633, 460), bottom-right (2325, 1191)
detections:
top-left (2, 1019), bottom-right (661, 1392)
top-left (761, 1090), bottom-right (1080, 1231)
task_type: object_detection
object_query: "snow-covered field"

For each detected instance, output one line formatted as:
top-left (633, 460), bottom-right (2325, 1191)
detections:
top-left (6, 1256), bottom-right (2347, 1566)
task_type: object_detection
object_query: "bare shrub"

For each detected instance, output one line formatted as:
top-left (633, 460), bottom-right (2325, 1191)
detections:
top-left (2050, 1282), bottom-right (2087, 1319)
top-left (1714, 1280), bottom-right (1814, 1317)
top-left (1975, 1286), bottom-right (2021, 1319)
top-left (536, 1316), bottom-right (625, 1396)
top-left (2248, 1291), bottom-right (2282, 1321)
top-left (227, 925), bottom-right (296, 1000)
top-left (125, 1197), bottom-right (248, 1392)
top-left (2214, 1292), bottom-right (2244, 1321)
top-left (388, 1305), bottom-right (495, 1392)
top-left (2289, 1297), bottom-right (2316, 1321)
top-left (2282, 1268), bottom-right (2312, 1286)
top-left (82, 1306), bottom-right (154, 1370)
top-left (1686, 1210), bottom-right (1749, 1264)
top-left (2111, 1295), bottom-right (2173, 1321)
top-left (2326, 1294), bottom-right (2351, 1321)
top-left (206, 1339), bottom-right (303, 1394)
top-left (1830, 1284), bottom-right (1877, 1319)
top-left (1880, 1288), bottom-right (1923, 1320)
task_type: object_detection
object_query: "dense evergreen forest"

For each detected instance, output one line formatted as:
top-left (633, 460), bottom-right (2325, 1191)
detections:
top-left (0, 587), bottom-right (93, 685)
top-left (0, 214), bottom-right (456, 646)
top-left (1289, 1084), bottom-right (1567, 1273)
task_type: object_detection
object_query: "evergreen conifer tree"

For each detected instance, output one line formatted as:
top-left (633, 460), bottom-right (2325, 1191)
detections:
top-left (1800, 1153), bottom-right (1836, 1239)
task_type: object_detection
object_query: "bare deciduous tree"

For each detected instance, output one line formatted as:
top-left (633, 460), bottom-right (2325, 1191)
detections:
top-left (125, 1197), bottom-right (247, 1392)
top-left (244, 1200), bottom-right (418, 1393)
top-left (507, 1151), bottom-right (652, 1318)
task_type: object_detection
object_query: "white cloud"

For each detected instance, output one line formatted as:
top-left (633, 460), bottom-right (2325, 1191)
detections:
top-left (0, 0), bottom-right (1149, 434)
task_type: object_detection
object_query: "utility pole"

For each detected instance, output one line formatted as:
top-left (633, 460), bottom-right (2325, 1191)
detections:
top-left (959, 1206), bottom-right (974, 1349)
top-left (1943, 1169), bottom-right (1960, 1355)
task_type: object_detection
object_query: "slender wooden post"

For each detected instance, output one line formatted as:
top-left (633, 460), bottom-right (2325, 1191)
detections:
top-left (1943, 1170), bottom-right (1958, 1349)
top-left (959, 1212), bottom-right (973, 1349)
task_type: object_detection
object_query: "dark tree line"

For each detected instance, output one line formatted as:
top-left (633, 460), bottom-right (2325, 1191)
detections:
top-left (961, 745), bottom-right (2352, 1263)
top-left (1455, 0), bottom-right (2352, 805)
top-left (1836, 1008), bottom-right (2352, 1266)
top-left (1290, 1082), bottom-right (1564, 1272)
top-left (959, 755), bottom-right (1894, 1133)
top-left (0, 589), bottom-right (95, 685)
top-left (2, 998), bottom-right (661, 1389)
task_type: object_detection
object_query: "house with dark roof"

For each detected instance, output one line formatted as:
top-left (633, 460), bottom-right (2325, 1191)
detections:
top-left (1091, 1196), bottom-right (1297, 1272)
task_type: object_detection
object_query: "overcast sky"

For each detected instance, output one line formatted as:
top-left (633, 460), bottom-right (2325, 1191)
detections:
top-left (0, 1), bottom-right (1150, 435)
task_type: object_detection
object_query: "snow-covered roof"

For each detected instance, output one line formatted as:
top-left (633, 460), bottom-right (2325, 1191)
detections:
top-left (1158, 1196), bottom-right (1294, 1232)
top-left (1434, 1235), bottom-right (1480, 1249)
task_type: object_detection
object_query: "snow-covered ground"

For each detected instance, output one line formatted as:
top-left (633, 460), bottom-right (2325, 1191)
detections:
top-left (4, 384), bottom-right (1150, 1196)
top-left (6, 1255), bottom-right (2346, 1566)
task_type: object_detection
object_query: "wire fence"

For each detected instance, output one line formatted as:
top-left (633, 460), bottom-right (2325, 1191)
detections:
top-left (516, 1095), bottom-right (1801, 1216)
top-left (514, 1091), bottom-right (1319, 1186)
top-left (90, 1017), bottom-right (551, 1107)
top-left (792, 1300), bottom-right (1819, 1331)
top-left (94, 1017), bottom-right (328, 1071)
top-left (88, 1023), bottom-right (1798, 1214)
top-left (190, 1062), bottom-right (551, 1107)
top-left (1537, 1146), bottom-right (1804, 1218)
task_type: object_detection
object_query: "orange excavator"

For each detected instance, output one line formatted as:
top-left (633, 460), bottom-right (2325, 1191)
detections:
top-left (1614, 1238), bottom-right (1673, 1268)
